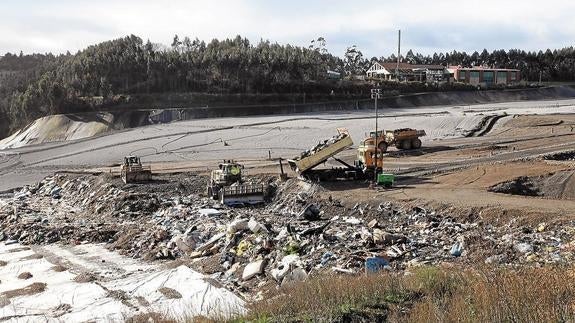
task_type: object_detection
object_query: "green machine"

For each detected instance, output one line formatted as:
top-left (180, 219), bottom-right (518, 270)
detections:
top-left (377, 173), bottom-right (395, 188)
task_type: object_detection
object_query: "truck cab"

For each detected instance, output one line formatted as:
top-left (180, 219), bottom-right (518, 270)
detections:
top-left (356, 139), bottom-right (384, 170)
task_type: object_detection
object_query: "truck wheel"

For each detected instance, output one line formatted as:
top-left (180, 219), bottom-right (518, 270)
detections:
top-left (378, 142), bottom-right (388, 153)
top-left (411, 138), bottom-right (422, 149)
top-left (401, 140), bottom-right (412, 150)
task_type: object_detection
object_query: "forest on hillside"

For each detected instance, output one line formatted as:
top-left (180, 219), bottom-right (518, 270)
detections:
top-left (1, 34), bottom-right (574, 138)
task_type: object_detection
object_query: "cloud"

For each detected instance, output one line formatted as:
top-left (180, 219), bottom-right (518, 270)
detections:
top-left (0, 0), bottom-right (574, 56)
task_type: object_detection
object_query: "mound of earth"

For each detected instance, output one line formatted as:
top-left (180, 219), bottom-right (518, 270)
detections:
top-left (489, 176), bottom-right (540, 196)
top-left (0, 111), bottom-right (149, 149)
top-left (544, 151), bottom-right (575, 161)
top-left (489, 169), bottom-right (575, 199)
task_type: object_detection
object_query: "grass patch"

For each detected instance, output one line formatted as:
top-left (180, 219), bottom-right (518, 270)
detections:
top-left (20, 253), bottom-right (44, 261)
top-left (74, 273), bottom-right (96, 283)
top-left (242, 265), bottom-right (575, 322)
top-left (158, 287), bottom-right (182, 299)
top-left (17, 272), bottom-right (33, 280)
top-left (51, 265), bottom-right (67, 272)
top-left (7, 247), bottom-right (31, 253)
top-left (2, 282), bottom-right (46, 299)
top-left (125, 312), bottom-right (177, 323)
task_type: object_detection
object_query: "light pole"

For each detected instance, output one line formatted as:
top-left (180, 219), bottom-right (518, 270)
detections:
top-left (371, 88), bottom-right (382, 184)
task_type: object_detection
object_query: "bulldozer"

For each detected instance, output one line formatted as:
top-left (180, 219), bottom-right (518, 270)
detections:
top-left (370, 128), bottom-right (426, 152)
top-left (120, 156), bottom-right (152, 184)
top-left (206, 161), bottom-right (266, 206)
top-left (207, 160), bottom-right (244, 198)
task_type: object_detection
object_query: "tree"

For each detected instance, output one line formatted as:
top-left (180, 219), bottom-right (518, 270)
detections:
top-left (344, 45), bottom-right (366, 76)
top-left (171, 35), bottom-right (181, 50)
top-left (309, 37), bottom-right (328, 55)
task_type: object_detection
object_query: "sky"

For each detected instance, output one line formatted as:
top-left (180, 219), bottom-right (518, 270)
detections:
top-left (1, 0), bottom-right (574, 58)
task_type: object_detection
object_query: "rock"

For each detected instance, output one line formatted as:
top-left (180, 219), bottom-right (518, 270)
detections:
top-left (271, 264), bottom-right (290, 282)
top-left (227, 219), bottom-right (249, 234)
top-left (373, 229), bottom-right (406, 245)
top-left (344, 216), bottom-right (361, 225)
top-left (198, 208), bottom-right (221, 217)
top-left (365, 256), bottom-right (390, 273)
top-left (368, 219), bottom-right (379, 228)
top-left (242, 259), bottom-right (267, 281)
top-left (514, 242), bottom-right (534, 254)
top-left (172, 234), bottom-right (195, 253)
top-left (271, 255), bottom-right (300, 282)
top-left (281, 268), bottom-right (308, 287)
top-left (248, 218), bottom-right (267, 234)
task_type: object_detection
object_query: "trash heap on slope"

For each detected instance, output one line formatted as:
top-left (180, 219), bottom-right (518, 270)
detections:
top-left (1, 174), bottom-right (575, 298)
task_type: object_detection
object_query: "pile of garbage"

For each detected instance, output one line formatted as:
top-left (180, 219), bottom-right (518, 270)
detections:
top-left (2, 173), bottom-right (575, 298)
top-left (296, 132), bottom-right (348, 160)
top-left (488, 176), bottom-right (541, 196)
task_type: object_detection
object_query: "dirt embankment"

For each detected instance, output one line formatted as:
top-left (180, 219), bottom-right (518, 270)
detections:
top-left (0, 111), bottom-right (149, 149)
top-left (379, 86), bottom-right (575, 108)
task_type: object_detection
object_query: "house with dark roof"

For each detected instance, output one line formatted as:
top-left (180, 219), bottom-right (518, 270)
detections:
top-left (366, 62), bottom-right (449, 82)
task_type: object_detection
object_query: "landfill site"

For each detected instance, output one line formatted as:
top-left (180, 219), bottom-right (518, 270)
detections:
top-left (3, 95), bottom-right (575, 321)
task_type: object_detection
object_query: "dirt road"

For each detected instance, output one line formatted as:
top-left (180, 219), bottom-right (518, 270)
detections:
top-left (2, 98), bottom-right (575, 193)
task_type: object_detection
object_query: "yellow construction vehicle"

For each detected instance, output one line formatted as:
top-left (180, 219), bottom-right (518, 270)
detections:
top-left (370, 128), bottom-right (426, 152)
top-left (356, 136), bottom-right (384, 171)
top-left (207, 161), bottom-right (244, 198)
top-left (120, 156), bottom-right (152, 184)
top-left (207, 161), bottom-right (266, 206)
top-left (288, 128), bottom-right (392, 186)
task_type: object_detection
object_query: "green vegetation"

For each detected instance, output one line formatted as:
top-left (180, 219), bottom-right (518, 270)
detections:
top-left (237, 265), bottom-right (575, 322)
top-left (1, 35), bottom-right (574, 139)
top-left (0, 35), bottom-right (348, 138)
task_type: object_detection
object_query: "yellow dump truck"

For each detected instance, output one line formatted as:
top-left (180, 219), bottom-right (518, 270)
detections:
top-left (370, 128), bottom-right (426, 152)
top-left (288, 128), bottom-right (386, 182)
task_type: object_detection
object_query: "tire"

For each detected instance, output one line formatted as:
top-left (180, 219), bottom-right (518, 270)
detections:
top-left (400, 140), bottom-right (412, 150)
top-left (411, 138), bottom-right (422, 149)
top-left (378, 141), bottom-right (388, 153)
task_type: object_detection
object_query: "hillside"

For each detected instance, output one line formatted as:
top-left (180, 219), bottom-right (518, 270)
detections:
top-left (2, 35), bottom-right (575, 141)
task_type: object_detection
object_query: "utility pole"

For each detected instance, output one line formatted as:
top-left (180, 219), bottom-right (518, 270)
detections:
top-left (396, 29), bottom-right (401, 81)
top-left (371, 88), bottom-right (382, 185)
